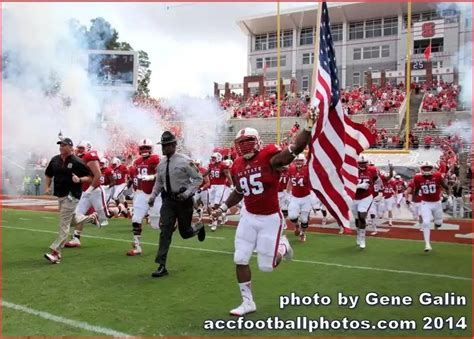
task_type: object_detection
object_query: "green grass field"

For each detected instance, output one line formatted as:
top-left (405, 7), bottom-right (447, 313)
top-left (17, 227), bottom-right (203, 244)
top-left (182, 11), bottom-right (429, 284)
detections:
top-left (2, 209), bottom-right (472, 337)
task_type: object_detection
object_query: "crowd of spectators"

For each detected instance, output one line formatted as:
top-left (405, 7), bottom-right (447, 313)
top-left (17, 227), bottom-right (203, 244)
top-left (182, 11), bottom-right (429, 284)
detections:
top-left (420, 81), bottom-right (460, 112)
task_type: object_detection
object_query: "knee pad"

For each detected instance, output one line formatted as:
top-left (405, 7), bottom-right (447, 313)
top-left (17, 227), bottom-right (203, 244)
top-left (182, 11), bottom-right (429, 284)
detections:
top-left (258, 264), bottom-right (274, 272)
top-left (132, 222), bottom-right (142, 235)
top-left (322, 210), bottom-right (327, 217)
top-left (289, 218), bottom-right (299, 224)
top-left (233, 250), bottom-right (251, 266)
top-left (300, 222), bottom-right (308, 229)
top-left (282, 210), bottom-right (288, 218)
top-left (300, 212), bottom-right (310, 224)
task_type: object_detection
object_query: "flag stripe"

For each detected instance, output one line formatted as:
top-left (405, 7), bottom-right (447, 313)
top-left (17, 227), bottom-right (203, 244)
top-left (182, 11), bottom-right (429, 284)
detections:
top-left (308, 2), bottom-right (375, 229)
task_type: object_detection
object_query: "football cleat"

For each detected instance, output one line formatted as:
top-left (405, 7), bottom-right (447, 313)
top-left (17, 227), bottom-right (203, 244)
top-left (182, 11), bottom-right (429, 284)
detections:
top-left (321, 217), bottom-right (327, 226)
top-left (44, 251), bottom-right (61, 264)
top-left (100, 220), bottom-right (109, 227)
top-left (229, 301), bottom-right (257, 316)
top-left (64, 237), bottom-right (81, 248)
top-left (280, 235), bottom-right (294, 260)
top-left (299, 231), bottom-right (306, 243)
top-left (424, 244), bottom-right (432, 252)
top-left (126, 244), bottom-right (142, 256)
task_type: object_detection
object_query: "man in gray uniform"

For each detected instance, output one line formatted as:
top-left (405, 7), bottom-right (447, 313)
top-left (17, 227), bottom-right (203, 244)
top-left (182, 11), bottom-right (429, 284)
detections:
top-left (148, 131), bottom-right (205, 277)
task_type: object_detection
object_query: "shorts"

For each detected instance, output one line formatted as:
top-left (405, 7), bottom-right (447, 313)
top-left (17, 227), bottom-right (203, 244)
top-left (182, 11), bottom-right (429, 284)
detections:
top-left (132, 190), bottom-right (162, 228)
top-left (352, 195), bottom-right (373, 216)
top-left (288, 195), bottom-right (312, 222)
top-left (420, 200), bottom-right (443, 226)
top-left (383, 196), bottom-right (395, 212)
top-left (209, 185), bottom-right (229, 206)
top-left (278, 191), bottom-right (289, 211)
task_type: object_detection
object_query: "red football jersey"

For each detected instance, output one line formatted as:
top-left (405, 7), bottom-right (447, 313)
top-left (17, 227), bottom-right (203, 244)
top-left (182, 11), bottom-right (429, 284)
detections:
top-left (81, 150), bottom-right (100, 191)
top-left (288, 165), bottom-right (311, 198)
top-left (382, 178), bottom-right (397, 199)
top-left (413, 171), bottom-right (444, 202)
top-left (231, 144), bottom-right (281, 215)
top-left (408, 180), bottom-right (422, 203)
top-left (100, 167), bottom-right (114, 186)
top-left (355, 166), bottom-right (378, 200)
top-left (278, 167), bottom-right (289, 192)
top-left (394, 179), bottom-right (406, 193)
top-left (208, 162), bottom-right (229, 185)
top-left (128, 165), bottom-right (139, 191)
top-left (112, 164), bottom-right (129, 185)
top-left (134, 154), bottom-right (160, 194)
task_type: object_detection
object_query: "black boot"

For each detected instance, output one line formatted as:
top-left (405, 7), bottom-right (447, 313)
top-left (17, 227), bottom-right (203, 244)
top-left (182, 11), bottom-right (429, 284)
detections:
top-left (152, 265), bottom-right (168, 278)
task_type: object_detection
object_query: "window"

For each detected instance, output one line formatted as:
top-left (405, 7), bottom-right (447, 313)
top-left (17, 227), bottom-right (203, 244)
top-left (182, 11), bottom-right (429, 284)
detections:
top-left (301, 75), bottom-right (310, 91)
top-left (383, 17), bottom-right (398, 36)
top-left (433, 61), bottom-right (443, 69)
top-left (281, 30), bottom-right (293, 48)
top-left (258, 56), bottom-right (286, 68)
top-left (353, 72), bottom-right (361, 86)
top-left (365, 19), bottom-right (382, 38)
top-left (349, 21), bottom-right (364, 40)
top-left (381, 45), bottom-right (390, 57)
top-left (353, 48), bottom-right (361, 60)
top-left (268, 33), bottom-right (277, 49)
top-left (255, 34), bottom-right (267, 51)
top-left (414, 38), bottom-right (444, 54)
top-left (302, 52), bottom-right (314, 65)
top-left (256, 58), bottom-right (263, 69)
top-left (466, 17), bottom-right (472, 29)
top-left (363, 46), bottom-right (380, 59)
top-left (300, 27), bottom-right (314, 45)
top-left (331, 23), bottom-right (343, 42)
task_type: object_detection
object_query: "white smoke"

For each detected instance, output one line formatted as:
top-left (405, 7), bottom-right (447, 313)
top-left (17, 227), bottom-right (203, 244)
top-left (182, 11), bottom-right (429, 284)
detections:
top-left (434, 3), bottom-right (472, 143)
top-left (2, 3), bottom-right (226, 195)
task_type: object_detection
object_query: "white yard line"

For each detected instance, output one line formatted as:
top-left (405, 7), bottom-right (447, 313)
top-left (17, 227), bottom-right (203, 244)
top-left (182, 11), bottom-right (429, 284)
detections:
top-left (2, 301), bottom-right (131, 337)
top-left (3, 225), bottom-right (471, 281)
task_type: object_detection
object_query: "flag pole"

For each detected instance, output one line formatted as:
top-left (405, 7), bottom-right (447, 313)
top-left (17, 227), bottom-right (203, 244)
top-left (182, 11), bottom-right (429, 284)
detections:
top-left (276, 1), bottom-right (281, 145)
top-left (309, 2), bottom-right (323, 110)
top-left (404, 0), bottom-right (412, 151)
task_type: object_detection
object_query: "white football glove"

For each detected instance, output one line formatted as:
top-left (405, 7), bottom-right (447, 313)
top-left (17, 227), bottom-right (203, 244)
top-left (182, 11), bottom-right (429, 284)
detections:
top-left (356, 182), bottom-right (370, 190)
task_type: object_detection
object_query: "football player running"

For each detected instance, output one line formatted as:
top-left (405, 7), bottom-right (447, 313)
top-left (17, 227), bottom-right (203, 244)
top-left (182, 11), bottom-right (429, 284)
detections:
top-left (410, 161), bottom-right (449, 252)
top-left (212, 111), bottom-right (315, 316)
top-left (127, 138), bottom-right (162, 256)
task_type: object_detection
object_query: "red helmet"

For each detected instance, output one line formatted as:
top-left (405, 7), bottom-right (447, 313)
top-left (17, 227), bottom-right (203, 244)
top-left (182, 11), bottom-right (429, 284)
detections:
top-left (235, 128), bottom-right (261, 160)
top-left (138, 138), bottom-right (153, 158)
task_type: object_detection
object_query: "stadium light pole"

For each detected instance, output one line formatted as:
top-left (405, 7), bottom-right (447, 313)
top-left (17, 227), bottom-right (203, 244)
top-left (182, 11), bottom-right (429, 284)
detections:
top-left (276, 1), bottom-right (281, 145)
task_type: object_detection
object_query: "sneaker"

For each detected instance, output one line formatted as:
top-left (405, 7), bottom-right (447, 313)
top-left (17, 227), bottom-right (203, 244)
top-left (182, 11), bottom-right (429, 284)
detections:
top-left (370, 231), bottom-right (378, 236)
top-left (126, 244), bottom-right (142, 256)
top-left (229, 301), bottom-right (257, 316)
top-left (64, 237), bottom-right (81, 248)
top-left (338, 228), bottom-right (344, 234)
top-left (44, 251), bottom-right (61, 264)
top-left (359, 238), bottom-right (366, 249)
top-left (280, 235), bottom-right (293, 260)
top-left (210, 221), bottom-right (217, 231)
top-left (100, 220), bottom-right (109, 227)
top-left (424, 244), bottom-right (432, 252)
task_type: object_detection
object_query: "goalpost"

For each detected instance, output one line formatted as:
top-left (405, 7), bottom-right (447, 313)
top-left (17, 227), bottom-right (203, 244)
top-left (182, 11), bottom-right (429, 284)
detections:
top-left (275, 1), bottom-right (414, 155)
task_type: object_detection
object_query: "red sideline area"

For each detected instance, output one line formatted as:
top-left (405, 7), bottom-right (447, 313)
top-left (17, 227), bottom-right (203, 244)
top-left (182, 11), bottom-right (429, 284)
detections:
top-left (1, 195), bottom-right (472, 245)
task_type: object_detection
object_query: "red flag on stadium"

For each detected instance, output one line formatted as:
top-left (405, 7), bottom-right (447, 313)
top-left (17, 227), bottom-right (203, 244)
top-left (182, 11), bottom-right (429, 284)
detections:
top-left (424, 41), bottom-right (432, 62)
top-left (308, 2), bottom-right (375, 231)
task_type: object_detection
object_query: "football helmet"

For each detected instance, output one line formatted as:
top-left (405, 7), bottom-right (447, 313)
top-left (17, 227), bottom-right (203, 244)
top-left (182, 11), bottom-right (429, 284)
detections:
top-left (100, 158), bottom-right (109, 168)
top-left (111, 157), bottom-right (121, 169)
top-left (395, 174), bottom-right (401, 180)
top-left (420, 161), bottom-right (434, 176)
top-left (357, 155), bottom-right (369, 170)
top-left (211, 152), bottom-right (223, 163)
top-left (234, 128), bottom-right (262, 160)
top-left (194, 159), bottom-right (203, 167)
top-left (76, 140), bottom-right (92, 157)
top-left (138, 138), bottom-right (153, 157)
top-left (295, 153), bottom-right (306, 167)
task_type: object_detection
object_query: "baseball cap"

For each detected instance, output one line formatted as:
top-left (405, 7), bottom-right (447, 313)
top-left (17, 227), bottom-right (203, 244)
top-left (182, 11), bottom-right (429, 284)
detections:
top-left (57, 138), bottom-right (73, 146)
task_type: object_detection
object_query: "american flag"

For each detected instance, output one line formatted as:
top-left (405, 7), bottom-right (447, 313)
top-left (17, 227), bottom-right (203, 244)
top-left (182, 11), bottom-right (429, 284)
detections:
top-left (308, 2), bottom-right (375, 230)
